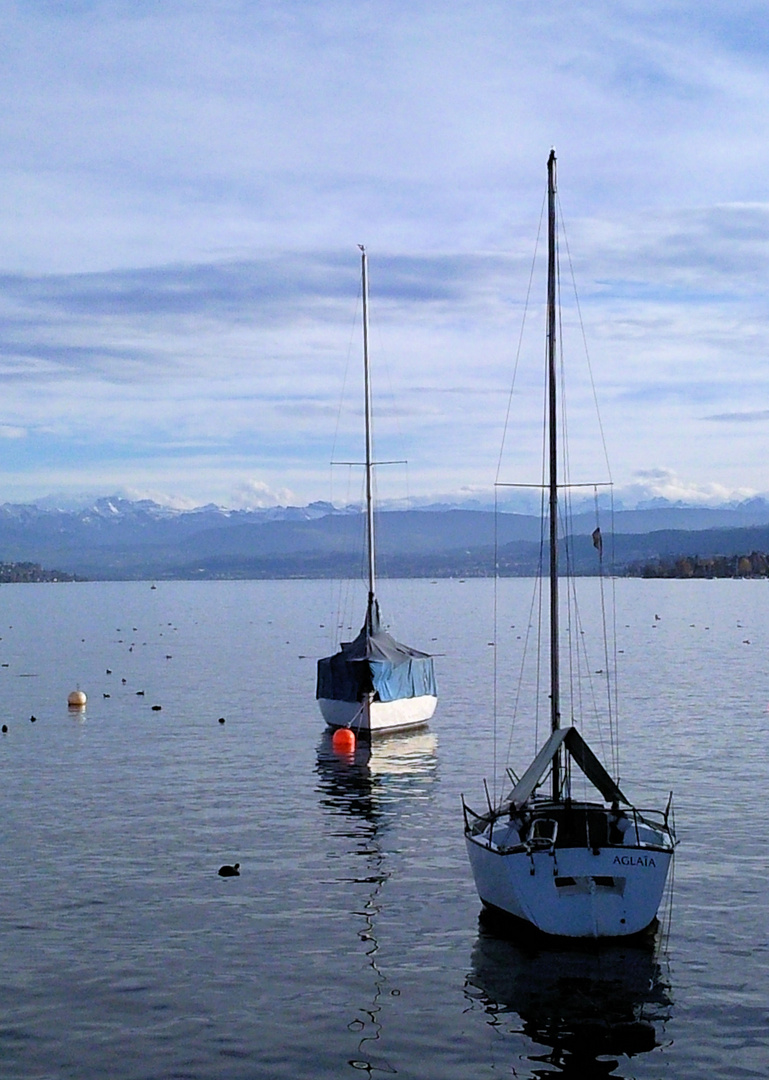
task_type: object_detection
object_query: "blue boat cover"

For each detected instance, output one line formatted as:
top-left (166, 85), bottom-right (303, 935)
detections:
top-left (316, 604), bottom-right (436, 704)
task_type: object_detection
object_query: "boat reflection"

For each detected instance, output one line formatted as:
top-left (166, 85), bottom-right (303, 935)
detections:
top-left (315, 729), bottom-right (438, 823)
top-left (315, 729), bottom-right (438, 1077)
top-left (466, 912), bottom-right (673, 1078)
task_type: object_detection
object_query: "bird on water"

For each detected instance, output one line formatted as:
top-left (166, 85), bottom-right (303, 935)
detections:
top-left (218, 863), bottom-right (240, 877)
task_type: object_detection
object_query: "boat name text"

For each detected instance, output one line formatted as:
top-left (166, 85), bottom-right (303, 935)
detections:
top-left (612, 854), bottom-right (656, 867)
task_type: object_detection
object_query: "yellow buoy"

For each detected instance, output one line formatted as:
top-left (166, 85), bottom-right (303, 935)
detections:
top-left (332, 727), bottom-right (356, 754)
top-left (68, 689), bottom-right (87, 707)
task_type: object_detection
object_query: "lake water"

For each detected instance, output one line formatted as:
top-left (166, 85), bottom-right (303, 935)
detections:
top-left (0, 577), bottom-right (767, 1079)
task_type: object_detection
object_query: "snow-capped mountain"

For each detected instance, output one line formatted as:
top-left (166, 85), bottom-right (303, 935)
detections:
top-left (1, 493), bottom-right (769, 579)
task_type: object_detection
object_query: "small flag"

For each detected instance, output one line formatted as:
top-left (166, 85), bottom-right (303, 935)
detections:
top-left (592, 527), bottom-right (603, 554)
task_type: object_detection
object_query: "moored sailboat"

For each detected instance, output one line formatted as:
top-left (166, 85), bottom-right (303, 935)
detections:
top-left (316, 247), bottom-right (437, 737)
top-left (462, 152), bottom-right (676, 938)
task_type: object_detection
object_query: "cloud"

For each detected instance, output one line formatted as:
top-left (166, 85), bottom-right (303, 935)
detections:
top-left (0, 236), bottom-right (767, 507)
top-left (622, 468), bottom-right (756, 507)
top-left (0, 3), bottom-right (768, 505)
top-left (3, 2), bottom-right (768, 271)
top-left (705, 409), bottom-right (769, 423)
top-left (229, 479), bottom-right (298, 510)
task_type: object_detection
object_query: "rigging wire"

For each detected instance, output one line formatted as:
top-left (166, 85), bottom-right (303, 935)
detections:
top-left (329, 286), bottom-right (364, 648)
top-left (535, 348), bottom-right (549, 759)
top-left (367, 277), bottom-right (410, 599)
top-left (555, 211), bottom-right (576, 724)
top-left (558, 196), bottom-right (620, 778)
top-left (558, 200), bottom-right (614, 783)
top-left (594, 484), bottom-right (618, 778)
top-left (494, 193), bottom-right (547, 786)
top-left (492, 487), bottom-right (498, 799)
top-left (611, 491), bottom-right (620, 780)
top-left (370, 297), bottom-right (410, 498)
top-left (330, 289), bottom-right (362, 468)
top-left (554, 208), bottom-right (593, 797)
top-left (504, 565), bottom-right (545, 781)
top-left (558, 199), bottom-right (614, 485)
top-left (331, 465), bottom-right (359, 644)
top-left (495, 192), bottom-right (547, 487)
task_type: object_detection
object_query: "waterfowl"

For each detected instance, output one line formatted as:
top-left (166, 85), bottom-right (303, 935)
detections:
top-left (218, 863), bottom-right (240, 877)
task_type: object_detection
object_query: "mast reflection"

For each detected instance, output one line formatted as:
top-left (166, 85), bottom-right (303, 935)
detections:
top-left (315, 730), bottom-right (438, 1077)
top-left (466, 913), bottom-right (673, 1078)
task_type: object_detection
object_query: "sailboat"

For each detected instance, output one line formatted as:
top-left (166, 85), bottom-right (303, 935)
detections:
top-left (316, 246), bottom-right (438, 738)
top-left (462, 152), bottom-right (676, 938)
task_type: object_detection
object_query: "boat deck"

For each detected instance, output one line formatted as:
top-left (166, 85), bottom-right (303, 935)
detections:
top-left (466, 799), bottom-right (674, 856)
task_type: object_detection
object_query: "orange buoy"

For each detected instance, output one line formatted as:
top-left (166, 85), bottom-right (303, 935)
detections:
top-left (332, 727), bottom-right (356, 754)
top-left (68, 689), bottom-right (87, 708)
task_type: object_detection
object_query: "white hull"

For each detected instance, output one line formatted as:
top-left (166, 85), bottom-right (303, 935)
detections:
top-left (318, 694), bottom-right (437, 735)
top-left (465, 834), bottom-right (672, 938)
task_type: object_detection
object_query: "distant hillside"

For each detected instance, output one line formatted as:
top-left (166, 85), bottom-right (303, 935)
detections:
top-left (1, 496), bottom-right (769, 579)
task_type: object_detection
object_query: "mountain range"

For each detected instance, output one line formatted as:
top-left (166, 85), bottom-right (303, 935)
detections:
top-left (2, 495), bottom-right (769, 579)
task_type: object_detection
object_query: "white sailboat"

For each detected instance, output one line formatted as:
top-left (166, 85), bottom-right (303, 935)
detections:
top-left (462, 152), bottom-right (676, 938)
top-left (316, 246), bottom-right (438, 738)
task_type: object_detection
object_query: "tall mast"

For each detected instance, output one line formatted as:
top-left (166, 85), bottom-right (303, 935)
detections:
top-left (547, 149), bottom-right (561, 800)
top-left (359, 245), bottom-right (377, 633)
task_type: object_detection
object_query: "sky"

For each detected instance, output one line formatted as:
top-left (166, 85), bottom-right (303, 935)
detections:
top-left (2, 0), bottom-right (769, 510)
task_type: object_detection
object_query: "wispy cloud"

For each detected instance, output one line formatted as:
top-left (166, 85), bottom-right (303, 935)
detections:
top-left (0, 2), bottom-right (768, 505)
top-left (705, 409), bottom-right (769, 423)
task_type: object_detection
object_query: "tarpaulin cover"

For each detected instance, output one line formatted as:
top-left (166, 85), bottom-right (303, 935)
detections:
top-left (316, 608), bottom-right (436, 704)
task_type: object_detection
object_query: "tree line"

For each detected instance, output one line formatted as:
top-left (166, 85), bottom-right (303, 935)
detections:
top-left (0, 562), bottom-right (81, 583)
top-left (631, 551), bottom-right (769, 579)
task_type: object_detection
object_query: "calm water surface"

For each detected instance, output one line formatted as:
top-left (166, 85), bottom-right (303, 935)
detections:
top-left (0, 578), bottom-right (767, 1078)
